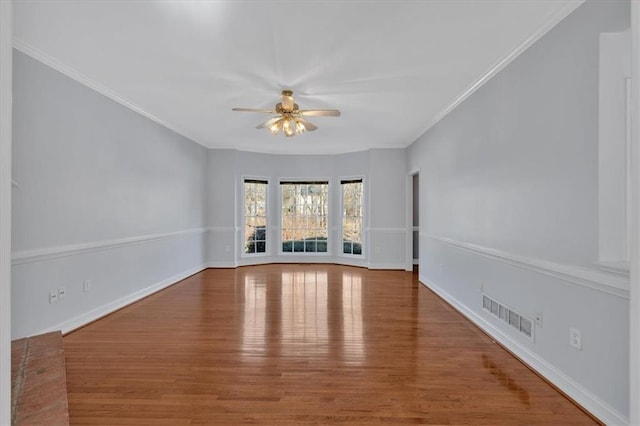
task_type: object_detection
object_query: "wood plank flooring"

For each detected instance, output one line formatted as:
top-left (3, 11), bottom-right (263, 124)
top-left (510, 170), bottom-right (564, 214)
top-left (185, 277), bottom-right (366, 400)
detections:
top-left (63, 265), bottom-right (598, 424)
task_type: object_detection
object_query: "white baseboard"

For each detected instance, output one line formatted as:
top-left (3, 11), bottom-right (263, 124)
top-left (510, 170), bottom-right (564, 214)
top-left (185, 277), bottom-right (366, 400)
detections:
top-left (420, 277), bottom-right (629, 426)
top-left (206, 261), bottom-right (238, 268)
top-left (207, 259), bottom-right (371, 269)
top-left (43, 264), bottom-right (207, 335)
top-left (368, 263), bottom-right (406, 270)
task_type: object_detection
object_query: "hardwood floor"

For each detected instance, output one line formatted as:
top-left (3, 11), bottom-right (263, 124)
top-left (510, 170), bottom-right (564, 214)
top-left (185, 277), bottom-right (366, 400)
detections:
top-left (63, 265), bottom-right (598, 424)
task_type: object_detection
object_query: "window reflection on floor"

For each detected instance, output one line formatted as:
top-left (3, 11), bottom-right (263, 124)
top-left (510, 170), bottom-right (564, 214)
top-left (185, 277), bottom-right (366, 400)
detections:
top-left (242, 274), bottom-right (267, 360)
top-left (241, 268), bottom-right (365, 363)
top-left (342, 271), bottom-right (365, 365)
top-left (281, 271), bottom-right (328, 356)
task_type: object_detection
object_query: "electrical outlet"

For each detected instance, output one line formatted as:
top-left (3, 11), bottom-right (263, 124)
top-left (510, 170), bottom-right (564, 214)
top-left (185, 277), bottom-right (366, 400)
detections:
top-left (83, 280), bottom-right (91, 292)
top-left (535, 312), bottom-right (543, 328)
top-left (58, 286), bottom-right (66, 301)
top-left (569, 327), bottom-right (582, 350)
top-left (49, 290), bottom-right (58, 304)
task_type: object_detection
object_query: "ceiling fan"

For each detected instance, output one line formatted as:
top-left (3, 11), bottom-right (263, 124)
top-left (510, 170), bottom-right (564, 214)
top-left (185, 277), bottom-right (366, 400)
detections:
top-left (232, 90), bottom-right (340, 137)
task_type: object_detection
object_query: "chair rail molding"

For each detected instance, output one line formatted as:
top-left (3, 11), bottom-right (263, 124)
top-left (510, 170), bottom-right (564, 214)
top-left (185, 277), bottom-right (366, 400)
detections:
top-left (12, 228), bottom-right (208, 265)
top-left (426, 234), bottom-right (630, 299)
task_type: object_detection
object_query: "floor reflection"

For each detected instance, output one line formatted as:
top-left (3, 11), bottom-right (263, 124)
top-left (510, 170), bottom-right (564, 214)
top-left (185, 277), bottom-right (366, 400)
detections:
top-left (482, 354), bottom-right (530, 406)
top-left (241, 273), bottom-right (267, 360)
top-left (342, 271), bottom-right (365, 364)
top-left (281, 270), bottom-right (328, 356)
top-left (241, 267), bottom-right (366, 364)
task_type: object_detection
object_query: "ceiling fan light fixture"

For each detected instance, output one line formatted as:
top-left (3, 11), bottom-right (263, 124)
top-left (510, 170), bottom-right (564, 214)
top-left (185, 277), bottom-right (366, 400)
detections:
top-left (233, 90), bottom-right (340, 138)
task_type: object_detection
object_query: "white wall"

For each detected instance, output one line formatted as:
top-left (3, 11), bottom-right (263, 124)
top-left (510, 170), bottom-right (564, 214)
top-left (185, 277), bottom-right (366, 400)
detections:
top-left (368, 149), bottom-right (407, 269)
top-left (407, 0), bottom-right (630, 423)
top-left (205, 148), bottom-right (406, 269)
top-left (10, 46), bottom-right (408, 339)
top-left (206, 149), bottom-right (238, 266)
top-left (0, 1), bottom-right (12, 424)
top-left (630, 2), bottom-right (640, 424)
top-left (11, 50), bottom-right (209, 338)
top-left (598, 29), bottom-right (631, 267)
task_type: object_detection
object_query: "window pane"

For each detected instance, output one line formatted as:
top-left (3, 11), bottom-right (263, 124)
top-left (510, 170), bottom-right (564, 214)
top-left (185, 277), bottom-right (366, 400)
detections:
top-left (341, 180), bottom-right (363, 256)
top-left (244, 180), bottom-right (268, 254)
top-left (281, 182), bottom-right (329, 254)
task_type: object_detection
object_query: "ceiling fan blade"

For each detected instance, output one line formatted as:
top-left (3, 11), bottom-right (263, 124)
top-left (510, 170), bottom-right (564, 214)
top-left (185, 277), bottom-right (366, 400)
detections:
top-left (298, 109), bottom-right (341, 117)
top-left (256, 116), bottom-right (282, 129)
top-left (281, 90), bottom-right (295, 111)
top-left (232, 108), bottom-right (277, 113)
top-left (296, 117), bottom-right (318, 131)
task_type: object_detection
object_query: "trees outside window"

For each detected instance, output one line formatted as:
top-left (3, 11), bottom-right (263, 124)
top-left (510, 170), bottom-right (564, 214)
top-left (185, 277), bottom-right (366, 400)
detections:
top-left (244, 179), bottom-right (267, 254)
top-left (281, 181), bottom-right (329, 253)
top-left (341, 179), bottom-right (363, 255)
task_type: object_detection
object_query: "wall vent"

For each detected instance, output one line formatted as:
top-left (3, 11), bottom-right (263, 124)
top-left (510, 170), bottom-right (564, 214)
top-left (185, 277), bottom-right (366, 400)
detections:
top-left (482, 294), bottom-right (533, 340)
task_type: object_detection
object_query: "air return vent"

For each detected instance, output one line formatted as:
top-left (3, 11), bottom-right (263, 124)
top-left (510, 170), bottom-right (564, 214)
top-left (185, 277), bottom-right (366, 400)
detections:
top-left (482, 294), bottom-right (533, 340)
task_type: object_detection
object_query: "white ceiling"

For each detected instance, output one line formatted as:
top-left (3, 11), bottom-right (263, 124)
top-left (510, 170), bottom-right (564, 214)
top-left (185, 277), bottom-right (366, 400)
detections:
top-left (13, 0), bottom-right (582, 155)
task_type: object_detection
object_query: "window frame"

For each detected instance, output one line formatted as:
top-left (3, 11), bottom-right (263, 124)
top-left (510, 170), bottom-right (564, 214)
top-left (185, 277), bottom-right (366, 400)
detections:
top-left (340, 177), bottom-right (365, 258)
top-left (241, 177), bottom-right (269, 257)
top-left (278, 178), bottom-right (331, 256)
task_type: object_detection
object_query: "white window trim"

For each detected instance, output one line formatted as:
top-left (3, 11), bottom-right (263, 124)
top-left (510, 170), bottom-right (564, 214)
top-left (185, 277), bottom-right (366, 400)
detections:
top-left (278, 178), bottom-right (332, 256)
top-left (339, 176), bottom-right (366, 258)
top-left (241, 176), bottom-right (269, 258)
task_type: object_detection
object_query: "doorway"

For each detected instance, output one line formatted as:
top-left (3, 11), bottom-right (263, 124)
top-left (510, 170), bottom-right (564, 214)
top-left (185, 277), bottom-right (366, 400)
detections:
top-left (406, 171), bottom-right (419, 272)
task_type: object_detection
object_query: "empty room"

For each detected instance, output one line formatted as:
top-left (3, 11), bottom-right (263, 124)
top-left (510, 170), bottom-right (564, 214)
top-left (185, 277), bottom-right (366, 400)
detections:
top-left (1, 0), bottom-right (639, 424)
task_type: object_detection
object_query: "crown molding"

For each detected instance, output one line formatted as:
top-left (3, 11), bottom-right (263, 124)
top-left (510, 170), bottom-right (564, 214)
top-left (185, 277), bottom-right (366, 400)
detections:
top-left (412, 0), bottom-right (585, 142)
top-left (12, 39), bottom-right (206, 149)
